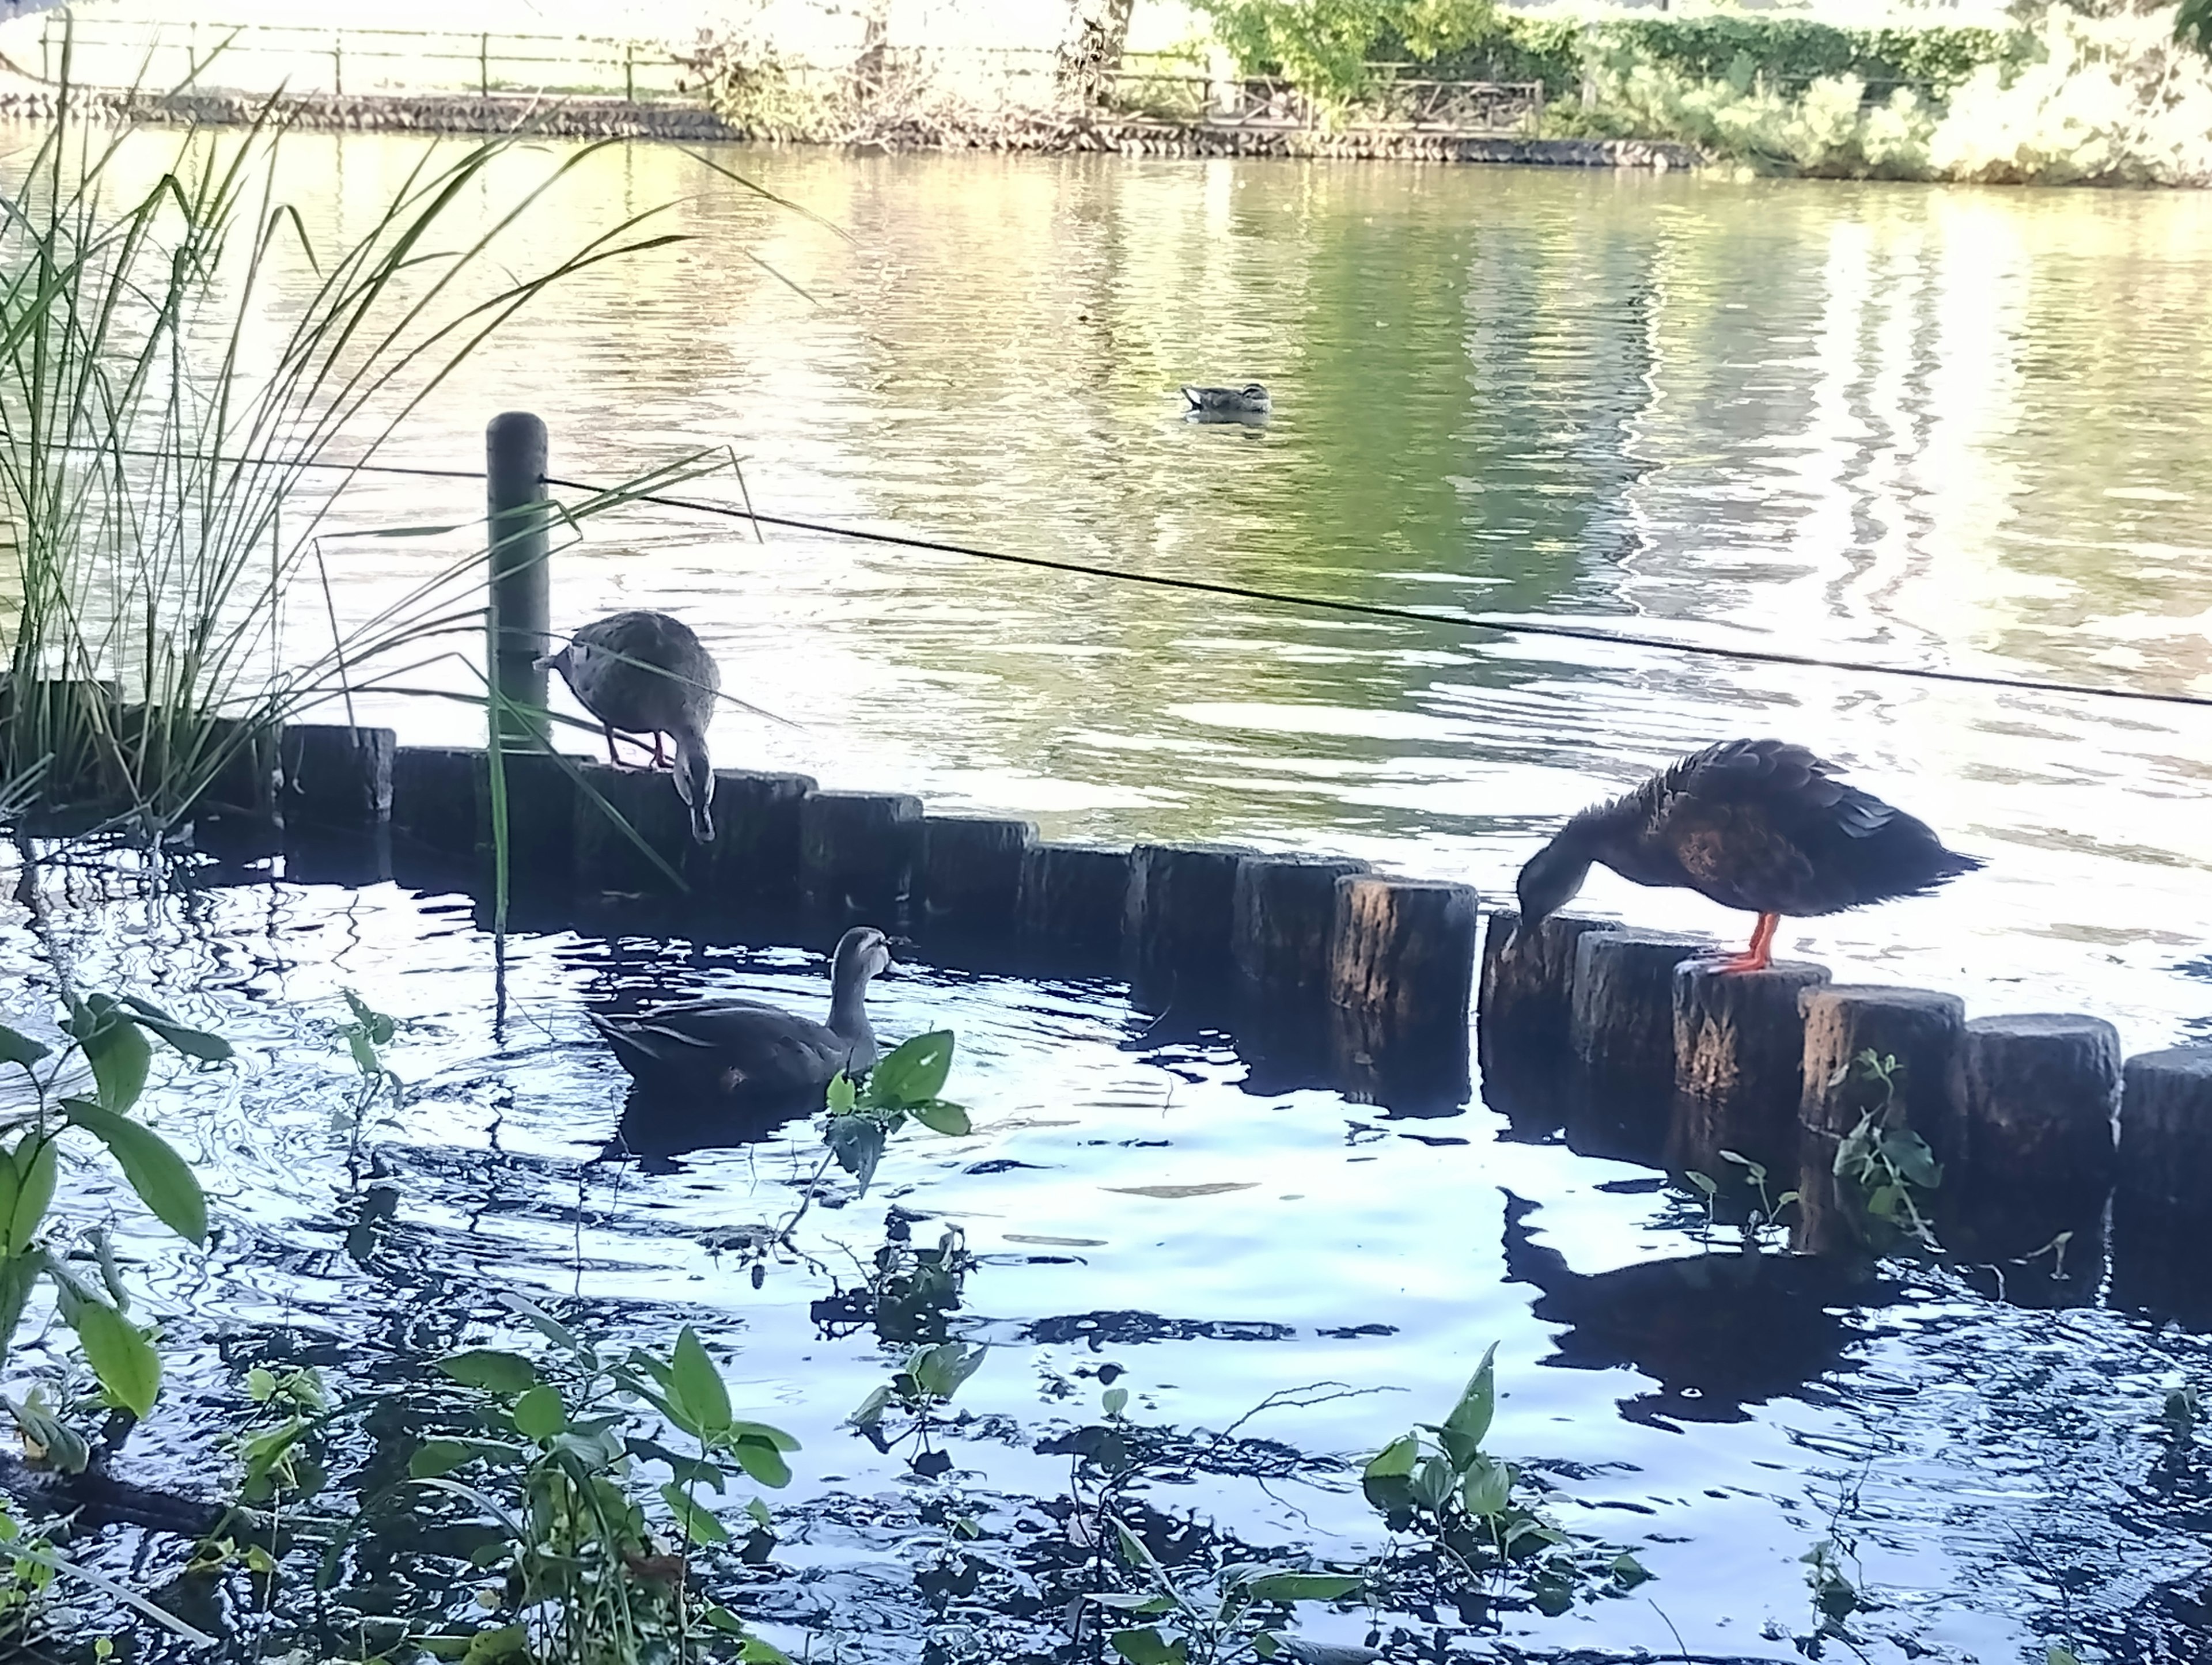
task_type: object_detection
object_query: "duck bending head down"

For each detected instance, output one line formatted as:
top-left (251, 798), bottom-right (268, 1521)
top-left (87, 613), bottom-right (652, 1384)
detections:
top-left (536, 608), bottom-right (721, 843)
top-left (1506, 739), bottom-right (1983, 974)
top-left (590, 926), bottom-right (895, 1102)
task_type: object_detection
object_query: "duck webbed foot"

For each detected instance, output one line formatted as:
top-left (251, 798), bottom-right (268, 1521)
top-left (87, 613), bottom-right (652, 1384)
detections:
top-left (1714, 912), bottom-right (1781, 975)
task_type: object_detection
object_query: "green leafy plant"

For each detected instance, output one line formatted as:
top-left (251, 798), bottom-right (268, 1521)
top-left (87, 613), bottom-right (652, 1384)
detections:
top-left (821, 1029), bottom-right (969, 1196)
top-left (411, 1293), bottom-right (796, 1663)
top-left (1832, 1050), bottom-right (1942, 1251)
top-left (1094, 1519), bottom-right (1362, 1665)
top-left (1192, 0), bottom-right (1501, 105)
top-left (850, 1340), bottom-right (988, 1476)
top-left (1363, 1346), bottom-right (1649, 1618)
top-left (0, 994), bottom-right (226, 1419)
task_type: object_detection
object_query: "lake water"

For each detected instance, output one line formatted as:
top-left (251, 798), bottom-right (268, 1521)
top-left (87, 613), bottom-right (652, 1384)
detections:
top-left (6, 131), bottom-right (2212, 1661)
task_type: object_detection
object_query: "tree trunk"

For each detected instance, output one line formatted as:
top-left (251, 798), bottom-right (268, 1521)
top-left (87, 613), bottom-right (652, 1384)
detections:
top-left (1058, 0), bottom-right (1136, 108)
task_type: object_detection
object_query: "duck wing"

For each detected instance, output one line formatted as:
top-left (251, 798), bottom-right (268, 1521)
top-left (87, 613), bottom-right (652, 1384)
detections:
top-left (592, 998), bottom-right (855, 1096)
top-left (567, 612), bottom-right (715, 735)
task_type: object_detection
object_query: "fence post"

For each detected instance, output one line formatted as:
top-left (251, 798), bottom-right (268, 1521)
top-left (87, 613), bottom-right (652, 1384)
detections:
top-left (486, 413), bottom-right (551, 744)
top-left (625, 41), bottom-right (636, 103)
top-left (480, 33), bottom-right (490, 97)
top-left (333, 34), bottom-right (344, 97)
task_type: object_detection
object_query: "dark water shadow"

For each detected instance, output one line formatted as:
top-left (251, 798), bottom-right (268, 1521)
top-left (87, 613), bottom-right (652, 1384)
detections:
top-left (602, 1082), bottom-right (823, 1170)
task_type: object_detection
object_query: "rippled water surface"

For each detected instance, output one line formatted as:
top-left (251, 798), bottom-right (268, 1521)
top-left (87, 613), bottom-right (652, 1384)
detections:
top-left (6, 132), bottom-right (2212, 1660)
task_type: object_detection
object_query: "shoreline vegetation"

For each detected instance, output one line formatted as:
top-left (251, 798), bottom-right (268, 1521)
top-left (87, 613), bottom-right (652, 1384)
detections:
top-left (0, 4), bottom-right (2209, 184)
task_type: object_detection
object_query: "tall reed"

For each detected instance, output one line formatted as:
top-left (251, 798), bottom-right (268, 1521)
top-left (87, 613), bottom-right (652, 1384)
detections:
top-left (0, 31), bottom-right (702, 830)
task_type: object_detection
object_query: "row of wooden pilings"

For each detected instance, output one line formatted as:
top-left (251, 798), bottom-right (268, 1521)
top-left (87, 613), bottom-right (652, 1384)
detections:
top-left (1479, 912), bottom-right (2212, 1314)
top-left (255, 715), bottom-right (2212, 1317)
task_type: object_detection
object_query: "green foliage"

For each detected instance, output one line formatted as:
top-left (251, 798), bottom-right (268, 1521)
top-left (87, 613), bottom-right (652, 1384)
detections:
top-left (1833, 1050), bottom-right (1943, 1251)
top-left (1192, 0), bottom-right (1501, 103)
top-left (2180, 0), bottom-right (2211, 56)
top-left (1097, 1516), bottom-right (1361, 1665)
top-left (822, 1030), bottom-right (969, 1198)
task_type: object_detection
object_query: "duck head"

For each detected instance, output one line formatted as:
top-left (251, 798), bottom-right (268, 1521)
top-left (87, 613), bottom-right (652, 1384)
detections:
top-left (1503, 826), bottom-right (1596, 959)
top-left (1239, 382), bottom-right (1271, 411)
top-left (831, 926), bottom-right (895, 991)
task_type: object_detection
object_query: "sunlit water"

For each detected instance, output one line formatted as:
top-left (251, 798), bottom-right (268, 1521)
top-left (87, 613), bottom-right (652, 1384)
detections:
top-left (5, 130), bottom-right (2212, 1660)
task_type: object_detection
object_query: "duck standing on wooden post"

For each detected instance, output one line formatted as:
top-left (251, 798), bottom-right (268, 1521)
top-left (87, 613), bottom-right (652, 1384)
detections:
top-left (537, 609), bottom-right (721, 842)
top-left (1506, 739), bottom-right (1982, 973)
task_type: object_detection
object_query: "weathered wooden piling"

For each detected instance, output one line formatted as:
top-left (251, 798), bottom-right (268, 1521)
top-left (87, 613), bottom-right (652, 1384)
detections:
top-left (705, 769), bottom-right (816, 911)
top-left (1232, 852), bottom-right (1373, 1025)
top-left (1941, 1014), bottom-right (2120, 1265)
top-left (479, 749), bottom-right (579, 890)
top-left (390, 746), bottom-right (484, 860)
top-left (1568, 928), bottom-right (1711, 1082)
top-left (1014, 841), bottom-right (1130, 968)
top-left (919, 815), bottom-right (1037, 939)
top-left (571, 763), bottom-right (692, 897)
top-left (280, 723), bottom-right (396, 828)
top-left (1328, 874), bottom-right (1480, 1111)
top-left (1125, 841), bottom-right (1258, 1015)
top-left (199, 717), bottom-right (282, 822)
top-left (486, 412), bottom-right (551, 742)
top-left (1478, 909), bottom-right (1623, 1055)
top-left (2110, 1048), bottom-right (2212, 1317)
top-left (800, 790), bottom-right (923, 926)
top-left (1669, 958), bottom-right (1831, 1176)
top-left (1793, 985), bottom-right (1965, 1254)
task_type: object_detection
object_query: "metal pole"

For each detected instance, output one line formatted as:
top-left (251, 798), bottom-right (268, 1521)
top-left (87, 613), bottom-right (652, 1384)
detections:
top-left (624, 41), bottom-right (635, 103)
top-left (485, 412), bottom-right (550, 744)
top-left (333, 35), bottom-right (344, 96)
top-left (481, 32), bottom-right (490, 98)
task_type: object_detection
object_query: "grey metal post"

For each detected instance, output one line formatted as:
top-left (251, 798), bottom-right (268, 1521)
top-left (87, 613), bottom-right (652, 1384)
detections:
top-left (486, 412), bottom-right (551, 744)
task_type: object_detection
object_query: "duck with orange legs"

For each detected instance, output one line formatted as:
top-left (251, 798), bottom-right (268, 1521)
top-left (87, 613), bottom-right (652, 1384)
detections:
top-left (1505, 739), bottom-right (1982, 974)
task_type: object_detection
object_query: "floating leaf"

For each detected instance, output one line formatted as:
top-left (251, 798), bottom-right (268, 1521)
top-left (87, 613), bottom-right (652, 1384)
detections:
top-left (59, 1099), bottom-right (208, 1247)
top-left (1247, 1572), bottom-right (1362, 1603)
top-left (868, 1030), bottom-right (953, 1108)
top-left (72, 1302), bottom-right (160, 1419)
top-left (1102, 1182), bottom-right (1257, 1200)
top-left (437, 1350), bottom-right (538, 1394)
top-left (0, 1024), bottom-right (51, 1070)
top-left (660, 1481), bottom-right (730, 1544)
top-left (1109, 1627), bottom-right (1185, 1664)
top-left (1611, 1550), bottom-right (1653, 1588)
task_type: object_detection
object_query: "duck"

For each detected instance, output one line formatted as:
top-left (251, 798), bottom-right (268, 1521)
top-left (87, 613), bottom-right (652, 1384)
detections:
top-left (590, 926), bottom-right (893, 1101)
top-left (536, 609), bottom-right (720, 843)
top-left (1508, 739), bottom-right (1982, 974)
top-left (1181, 383), bottom-right (1271, 418)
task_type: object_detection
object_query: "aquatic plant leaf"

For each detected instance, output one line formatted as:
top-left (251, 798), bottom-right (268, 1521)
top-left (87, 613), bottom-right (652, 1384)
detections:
top-left (868, 1030), bottom-right (954, 1108)
top-left (120, 998), bottom-right (233, 1062)
top-left (7, 1138), bottom-right (54, 1255)
top-left (71, 1301), bottom-right (160, 1419)
top-left (826, 1072), bottom-right (857, 1115)
top-left (461, 1625), bottom-right (528, 1665)
top-left (825, 1115), bottom-right (887, 1193)
top-left (727, 1418), bottom-right (801, 1452)
top-left (1364, 1433), bottom-right (1418, 1480)
top-left (1611, 1551), bottom-right (1653, 1588)
top-left (511, 1384), bottom-right (566, 1442)
top-left (660, 1481), bottom-right (730, 1544)
top-left (912, 1341), bottom-right (987, 1401)
top-left (436, 1349), bottom-right (538, 1394)
top-left (628, 1437), bottom-right (729, 1491)
top-left (1276, 1643), bottom-right (1384, 1665)
top-left (740, 1639), bottom-right (795, 1664)
top-left (1248, 1573), bottom-right (1362, 1603)
top-left (1411, 1455), bottom-right (1456, 1513)
top-left (849, 1383), bottom-right (893, 1428)
top-left (0, 1254), bottom-right (45, 1378)
top-left (495, 1291), bottom-right (596, 1365)
top-left (907, 1098), bottom-right (971, 1137)
top-left (59, 1099), bottom-right (208, 1247)
top-left (1103, 1386), bottom-right (1129, 1418)
top-left (670, 1324), bottom-right (733, 1436)
top-left (0, 1025), bottom-right (51, 1069)
top-left (3, 1389), bottom-right (88, 1474)
top-left (408, 1439), bottom-right (516, 1480)
top-left (1460, 1455), bottom-right (1513, 1519)
top-left (1440, 1342), bottom-right (1498, 1463)
top-left (82, 1017), bottom-right (151, 1115)
top-left (728, 1435), bottom-right (793, 1489)
top-left (1110, 1628), bottom-right (1185, 1664)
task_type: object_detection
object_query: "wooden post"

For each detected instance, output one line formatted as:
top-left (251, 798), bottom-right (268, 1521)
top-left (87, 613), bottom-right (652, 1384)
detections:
top-left (918, 814), bottom-right (1037, 941)
top-left (1015, 842), bottom-right (1130, 967)
top-left (1232, 852), bottom-right (1371, 1030)
top-left (1793, 985), bottom-right (1964, 1255)
top-left (1478, 909), bottom-right (1621, 1057)
top-left (1569, 928), bottom-right (1710, 1082)
top-left (1669, 958), bottom-right (1831, 1178)
top-left (571, 763), bottom-right (691, 899)
top-left (479, 749), bottom-right (578, 894)
top-left (279, 723), bottom-right (396, 828)
top-left (391, 745), bottom-right (483, 868)
top-left (1328, 875), bottom-right (1479, 1112)
top-left (1941, 1013), bottom-right (2120, 1265)
top-left (800, 790), bottom-right (922, 927)
top-left (704, 769), bottom-right (816, 917)
top-left (1125, 841), bottom-right (1257, 1015)
top-left (2111, 1048), bottom-right (2212, 1318)
top-left (485, 412), bottom-right (550, 745)
top-left (200, 716), bottom-right (282, 822)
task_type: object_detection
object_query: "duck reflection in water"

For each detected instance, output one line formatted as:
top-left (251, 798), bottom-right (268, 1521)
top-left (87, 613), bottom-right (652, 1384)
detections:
top-left (1502, 1194), bottom-right (1901, 1428)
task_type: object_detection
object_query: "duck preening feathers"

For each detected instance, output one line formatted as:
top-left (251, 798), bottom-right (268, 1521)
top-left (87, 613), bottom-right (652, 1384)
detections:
top-left (1509, 739), bottom-right (1982, 973)
top-left (1181, 383), bottom-right (1271, 417)
top-left (537, 609), bottom-right (721, 842)
top-left (590, 927), bottom-right (893, 1102)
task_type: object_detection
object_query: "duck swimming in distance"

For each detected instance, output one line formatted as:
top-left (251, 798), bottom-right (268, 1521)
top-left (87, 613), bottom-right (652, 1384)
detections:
top-left (590, 926), bottom-right (893, 1102)
top-left (1508, 739), bottom-right (1982, 974)
top-left (537, 609), bottom-right (719, 843)
top-left (1181, 383), bottom-right (1271, 418)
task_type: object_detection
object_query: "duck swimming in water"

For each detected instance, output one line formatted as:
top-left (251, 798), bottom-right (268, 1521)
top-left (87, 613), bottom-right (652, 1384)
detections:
top-left (1508, 739), bottom-right (1982, 974)
top-left (537, 609), bottom-right (720, 843)
top-left (590, 926), bottom-right (892, 1102)
top-left (1181, 383), bottom-right (1271, 418)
